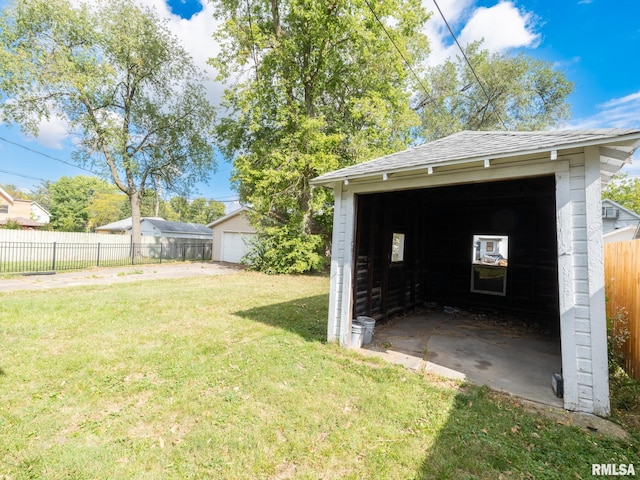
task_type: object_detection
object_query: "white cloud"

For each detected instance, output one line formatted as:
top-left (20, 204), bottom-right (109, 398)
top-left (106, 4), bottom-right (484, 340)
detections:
top-left (600, 91), bottom-right (640, 110)
top-left (569, 90), bottom-right (640, 130)
top-left (458, 2), bottom-right (539, 51)
top-left (569, 90), bottom-right (640, 175)
top-left (423, 0), bottom-right (540, 66)
top-left (132, 1), bottom-right (225, 105)
top-left (34, 115), bottom-right (69, 149)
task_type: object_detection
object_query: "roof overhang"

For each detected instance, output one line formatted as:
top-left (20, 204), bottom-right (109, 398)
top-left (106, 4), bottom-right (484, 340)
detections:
top-left (311, 130), bottom-right (640, 190)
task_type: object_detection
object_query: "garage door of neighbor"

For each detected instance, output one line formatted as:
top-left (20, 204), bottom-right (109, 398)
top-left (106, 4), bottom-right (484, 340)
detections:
top-left (221, 232), bottom-right (256, 263)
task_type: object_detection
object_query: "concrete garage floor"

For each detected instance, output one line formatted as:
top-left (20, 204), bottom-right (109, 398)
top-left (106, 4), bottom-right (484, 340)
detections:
top-left (360, 308), bottom-right (564, 408)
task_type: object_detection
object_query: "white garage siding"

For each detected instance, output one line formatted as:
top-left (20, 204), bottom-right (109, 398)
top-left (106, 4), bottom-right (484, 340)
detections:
top-left (209, 207), bottom-right (257, 263)
top-left (315, 130), bottom-right (640, 416)
top-left (221, 231), bottom-right (256, 263)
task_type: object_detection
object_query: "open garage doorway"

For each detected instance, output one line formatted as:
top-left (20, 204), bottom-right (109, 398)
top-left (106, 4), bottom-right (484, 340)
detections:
top-left (314, 129), bottom-right (640, 414)
top-left (353, 176), bottom-right (562, 404)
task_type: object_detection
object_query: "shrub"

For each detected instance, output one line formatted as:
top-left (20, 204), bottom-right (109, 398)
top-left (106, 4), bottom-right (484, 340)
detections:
top-left (607, 306), bottom-right (630, 373)
top-left (243, 225), bottom-right (327, 274)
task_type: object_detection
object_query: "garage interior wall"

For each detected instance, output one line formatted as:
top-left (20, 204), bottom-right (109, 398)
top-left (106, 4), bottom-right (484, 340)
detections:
top-left (352, 175), bottom-right (559, 327)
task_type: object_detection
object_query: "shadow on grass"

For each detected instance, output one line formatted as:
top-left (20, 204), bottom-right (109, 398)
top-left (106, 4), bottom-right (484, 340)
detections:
top-left (234, 294), bottom-right (328, 342)
top-left (413, 386), bottom-right (634, 480)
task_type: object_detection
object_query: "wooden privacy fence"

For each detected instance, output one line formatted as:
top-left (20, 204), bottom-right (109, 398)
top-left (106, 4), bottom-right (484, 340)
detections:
top-left (604, 240), bottom-right (640, 380)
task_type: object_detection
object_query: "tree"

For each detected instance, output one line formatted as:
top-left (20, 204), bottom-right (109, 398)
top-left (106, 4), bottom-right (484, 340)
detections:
top-left (418, 42), bottom-right (573, 141)
top-left (166, 196), bottom-right (225, 224)
top-left (602, 174), bottom-right (640, 214)
top-left (0, 183), bottom-right (29, 199)
top-left (185, 197), bottom-right (225, 224)
top-left (30, 181), bottom-right (52, 211)
top-left (87, 191), bottom-right (128, 230)
top-left (211, 0), bottom-right (429, 273)
top-left (49, 176), bottom-right (117, 231)
top-left (0, 0), bottom-right (216, 245)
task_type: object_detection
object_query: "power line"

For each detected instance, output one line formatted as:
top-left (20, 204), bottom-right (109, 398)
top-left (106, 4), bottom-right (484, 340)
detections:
top-left (0, 134), bottom-right (104, 176)
top-left (362, 0), bottom-right (438, 110)
top-left (0, 135), bottom-right (238, 202)
top-left (0, 167), bottom-right (46, 182)
top-left (431, 0), bottom-right (509, 131)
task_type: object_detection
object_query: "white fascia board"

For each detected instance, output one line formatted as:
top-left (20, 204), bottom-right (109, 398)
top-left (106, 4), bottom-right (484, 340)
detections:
top-left (311, 132), bottom-right (640, 187)
top-left (337, 159), bottom-right (570, 196)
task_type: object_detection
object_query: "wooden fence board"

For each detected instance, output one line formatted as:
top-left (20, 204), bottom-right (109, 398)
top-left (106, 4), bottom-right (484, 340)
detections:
top-left (604, 240), bottom-right (640, 380)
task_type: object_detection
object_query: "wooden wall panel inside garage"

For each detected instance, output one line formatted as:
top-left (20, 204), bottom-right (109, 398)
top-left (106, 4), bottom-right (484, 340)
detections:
top-left (353, 175), bottom-right (559, 325)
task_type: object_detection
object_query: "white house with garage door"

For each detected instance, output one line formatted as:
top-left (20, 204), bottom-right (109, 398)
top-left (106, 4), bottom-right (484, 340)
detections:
top-left (207, 207), bottom-right (257, 263)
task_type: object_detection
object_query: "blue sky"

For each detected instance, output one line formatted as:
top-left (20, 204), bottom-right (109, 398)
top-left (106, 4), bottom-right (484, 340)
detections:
top-left (1, 0), bottom-right (639, 207)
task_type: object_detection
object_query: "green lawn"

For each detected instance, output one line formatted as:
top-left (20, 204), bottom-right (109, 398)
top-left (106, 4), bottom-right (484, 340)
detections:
top-left (0, 272), bottom-right (636, 479)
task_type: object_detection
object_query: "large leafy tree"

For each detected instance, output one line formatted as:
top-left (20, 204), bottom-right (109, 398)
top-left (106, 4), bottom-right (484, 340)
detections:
top-left (167, 196), bottom-right (225, 224)
top-left (602, 174), bottom-right (640, 214)
top-left (48, 175), bottom-right (118, 232)
top-left (418, 42), bottom-right (573, 141)
top-left (0, 0), bottom-right (217, 245)
top-left (210, 0), bottom-right (429, 273)
top-left (87, 191), bottom-right (128, 230)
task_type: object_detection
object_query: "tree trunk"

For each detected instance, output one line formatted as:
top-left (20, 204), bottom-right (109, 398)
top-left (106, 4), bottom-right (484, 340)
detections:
top-left (300, 182), bottom-right (313, 235)
top-left (129, 191), bottom-right (143, 256)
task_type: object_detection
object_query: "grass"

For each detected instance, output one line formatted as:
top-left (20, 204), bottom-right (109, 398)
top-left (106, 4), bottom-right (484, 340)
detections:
top-left (0, 272), bottom-right (637, 479)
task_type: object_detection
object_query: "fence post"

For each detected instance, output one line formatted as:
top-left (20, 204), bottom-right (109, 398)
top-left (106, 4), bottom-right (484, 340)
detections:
top-left (131, 241), bottom-right (135, 265)
top-left (96, 242), bottom-right (101, 267)
top-left (52, 242), bottom-right (57, 271)
top-left (160, 243), bottom-right (163, 264)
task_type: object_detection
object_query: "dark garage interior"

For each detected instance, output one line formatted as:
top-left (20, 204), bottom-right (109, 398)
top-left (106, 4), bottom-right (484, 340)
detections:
top-left (353, 175), bottom-right (560, 333)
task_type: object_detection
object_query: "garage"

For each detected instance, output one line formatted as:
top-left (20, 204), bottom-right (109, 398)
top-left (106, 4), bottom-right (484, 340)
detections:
top-left (208, 207), bottom-right (257, 264)
top-left (311, 129), bottom-right (640, 415)
top-left (221, 231), bottom-right (256, 263)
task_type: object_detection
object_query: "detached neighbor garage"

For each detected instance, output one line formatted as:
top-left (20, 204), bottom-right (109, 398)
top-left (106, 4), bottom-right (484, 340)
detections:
top-left (311, 129), bottom-right (640, 416)
top-left (208, 207), bottom-right (257, 264)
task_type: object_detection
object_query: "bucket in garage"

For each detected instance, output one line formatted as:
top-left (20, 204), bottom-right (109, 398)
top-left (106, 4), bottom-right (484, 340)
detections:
top-left (351, 321), bottom-right (366, 348)
top-left (356, 316), bottom-right (376, 345)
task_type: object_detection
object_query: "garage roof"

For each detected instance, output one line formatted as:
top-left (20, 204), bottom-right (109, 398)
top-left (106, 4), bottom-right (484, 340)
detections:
top-left (311, 129), bottom-right (640, 186)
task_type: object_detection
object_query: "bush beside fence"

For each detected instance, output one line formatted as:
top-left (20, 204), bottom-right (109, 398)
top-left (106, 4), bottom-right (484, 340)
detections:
top-left (604, 239), bottom-right (640, 380)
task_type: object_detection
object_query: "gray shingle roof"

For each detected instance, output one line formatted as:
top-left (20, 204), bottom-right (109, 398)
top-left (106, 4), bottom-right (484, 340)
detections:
top-left (311, 129), bottom-right (640, 185)
top-left (145, 219), bottom-right (211, 235)
top-left (96, 217), bottom-right (210, 235)
top-left (96, 217), bottom-right (165, 231)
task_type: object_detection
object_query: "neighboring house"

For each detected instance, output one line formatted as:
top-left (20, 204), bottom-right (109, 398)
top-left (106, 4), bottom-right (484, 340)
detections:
top-left (207, 207), bottom-right (256, 263)
top-left (601, 198), bottom-right (640, 235)
top-left (0, 186), bottom-right (50, 229)
top-left (311, 129), bottom-right (640, 416)
top-left (603, 225), bottom-right (638, 243)
top-left (96, 217), bottom-right (212, 239)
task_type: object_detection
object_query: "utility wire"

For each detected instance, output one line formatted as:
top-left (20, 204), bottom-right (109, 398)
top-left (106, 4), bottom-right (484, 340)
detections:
top-left (0, 134), bottom-right (104, 176)
top-left (0, 167), bottom-right (45, 182)
top-left (431, 0), bottom-right (509, 131)
top-left (0, 135), bottom-right (237, 202)
top-left (362, 0), bottom-right (438, 110)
